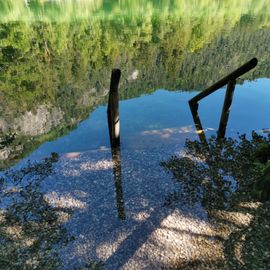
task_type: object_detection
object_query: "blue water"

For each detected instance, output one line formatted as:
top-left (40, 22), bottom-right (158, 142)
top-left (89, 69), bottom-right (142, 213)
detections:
top-left (22, 78), bottom-right (270, 163)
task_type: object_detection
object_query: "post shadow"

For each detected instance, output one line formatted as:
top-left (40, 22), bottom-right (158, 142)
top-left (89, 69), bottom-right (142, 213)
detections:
top-left (111, 147), bottom-right (126, 220)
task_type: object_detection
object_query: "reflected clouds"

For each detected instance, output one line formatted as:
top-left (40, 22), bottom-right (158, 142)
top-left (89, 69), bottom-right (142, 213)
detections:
top-left (142, 126), bottom-right (214, 139)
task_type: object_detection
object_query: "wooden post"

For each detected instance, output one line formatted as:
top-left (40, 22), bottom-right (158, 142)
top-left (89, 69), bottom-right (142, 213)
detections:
top-left (111, 147), bottom-right (126, 220)
top-left (107, 69), bottom-right (121, 148)
top-left (189, 102), bottom-right (207, 144)
top-left (217, 80), bottom-right (236, 139)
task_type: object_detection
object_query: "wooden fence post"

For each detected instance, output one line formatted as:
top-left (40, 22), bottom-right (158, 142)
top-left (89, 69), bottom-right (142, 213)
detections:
top-left (107, 69), bottom-right (121, 148)
top-left (189, 102), bottom-right (207, 144)
top-left (217, 80), bottom-right (236, 139)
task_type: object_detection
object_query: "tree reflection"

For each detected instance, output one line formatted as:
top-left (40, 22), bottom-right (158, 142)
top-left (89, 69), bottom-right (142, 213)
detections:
top-left (1, 5), bottom-right (270, 169)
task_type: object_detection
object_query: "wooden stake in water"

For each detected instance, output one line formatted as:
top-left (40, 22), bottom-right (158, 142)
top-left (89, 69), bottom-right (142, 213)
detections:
top-left (189, 102), bottom-right (207, 144)
top-left (107, 69), bottom-right (121, 148)
top-left (217, 79), bottom-right (236, 139)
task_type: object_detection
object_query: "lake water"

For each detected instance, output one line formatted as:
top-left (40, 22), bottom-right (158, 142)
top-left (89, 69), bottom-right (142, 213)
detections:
top-left (0, 1), bottom-right (270, 269)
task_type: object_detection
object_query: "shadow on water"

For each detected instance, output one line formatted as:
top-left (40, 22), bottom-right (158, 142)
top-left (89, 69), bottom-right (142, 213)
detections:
top-left (103, 129), bottom-right (270, 269)
top-left (161, 129), bottom-right (270, 269)
top-left (158, 82), bottom-right (270, 269)
top-left (0, 99), bottom-right (269, 269)
top-left (1, 70), bottom-right (269, 269)
top-left (102, 71), bottom-right (270, 268)
top-left (0, 154), bottom-right (72, 269)
top-left (0, 3), bottom-right (269, 265)
top-left (0, 154), bottom-right (104, 270)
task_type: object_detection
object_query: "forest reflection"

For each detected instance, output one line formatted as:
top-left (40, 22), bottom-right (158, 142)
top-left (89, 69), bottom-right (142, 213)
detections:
top-left (1, 0), bottom-right (270, 168)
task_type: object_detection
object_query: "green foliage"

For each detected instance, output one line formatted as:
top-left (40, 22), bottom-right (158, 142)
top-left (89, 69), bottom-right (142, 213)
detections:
top-left (1, 0), bottom-right (270, 25)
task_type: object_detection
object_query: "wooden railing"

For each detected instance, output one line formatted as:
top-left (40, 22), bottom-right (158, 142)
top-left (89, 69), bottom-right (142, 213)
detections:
top-left (189, 58), bottom-right (258, 139)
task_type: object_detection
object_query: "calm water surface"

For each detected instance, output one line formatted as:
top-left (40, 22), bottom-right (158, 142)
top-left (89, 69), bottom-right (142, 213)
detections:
top-left (0, 1), bottom-right (270, 269)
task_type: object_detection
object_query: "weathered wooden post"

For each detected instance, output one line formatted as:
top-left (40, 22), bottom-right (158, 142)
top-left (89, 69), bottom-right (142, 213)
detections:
top-left (188, 58), bottom-right (258, 141)
top-left (107, 69), bottom-right (121, 148)
top-left (217, 80), bottom-right (236, 139)
top-left (111, 147), bottom-right (126, 220)
top-left (189, 101), bottom-right (207, 144)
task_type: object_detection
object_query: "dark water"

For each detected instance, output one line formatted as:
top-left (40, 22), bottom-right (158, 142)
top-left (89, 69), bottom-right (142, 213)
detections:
top-left (0, 1), bottom-right (270, 269)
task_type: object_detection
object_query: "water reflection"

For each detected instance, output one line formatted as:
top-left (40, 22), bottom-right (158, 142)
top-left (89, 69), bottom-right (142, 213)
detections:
top-left (1, 1), bottom-right (270, 168)
top-left (0, 1), bottom-right (270, 268)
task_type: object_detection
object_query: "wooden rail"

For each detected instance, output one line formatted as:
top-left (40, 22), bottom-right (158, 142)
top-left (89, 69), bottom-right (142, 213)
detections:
top-left (189, 58), bottom-right (257, 105)
top-left (217, 80), bottom-right (236, 139)
top-left (189, 58), bottom-right (258, 139)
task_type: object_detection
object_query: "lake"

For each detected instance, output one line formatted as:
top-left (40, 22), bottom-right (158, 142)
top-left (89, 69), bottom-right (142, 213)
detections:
top-left (0, 1), bottom-right (270, 269)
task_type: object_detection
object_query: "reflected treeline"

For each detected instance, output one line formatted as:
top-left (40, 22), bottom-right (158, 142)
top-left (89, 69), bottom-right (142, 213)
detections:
top-left (1, 0), bottom-right (270, 23)
top-left (1, 1), bottom-right (270, 168)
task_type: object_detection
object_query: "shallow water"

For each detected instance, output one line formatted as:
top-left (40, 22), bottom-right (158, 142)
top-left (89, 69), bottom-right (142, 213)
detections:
top-left (0, 1), bottom-right (270, 269)
top-left (15, 80), bottom-right (270, 164)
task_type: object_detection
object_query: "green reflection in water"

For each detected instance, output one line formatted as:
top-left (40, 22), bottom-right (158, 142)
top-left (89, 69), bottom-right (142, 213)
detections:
top-left (1, 0), bottom-right (270, 23)
top-left (1, 0), bottom-right (270, 168)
